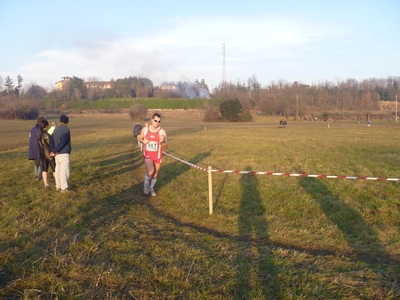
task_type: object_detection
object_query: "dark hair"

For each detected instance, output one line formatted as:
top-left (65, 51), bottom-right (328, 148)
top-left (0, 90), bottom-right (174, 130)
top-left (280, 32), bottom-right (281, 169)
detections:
top-left (60, 114), bottom-right (69, 124)
top-left (37, 116), bottom-right (45, 124)
top-left (39, 119), bottom-right (49, 128)
top-left (152, 113), bottom-right (162, 119)
top-left (39, 119), bottom-right (49, 138)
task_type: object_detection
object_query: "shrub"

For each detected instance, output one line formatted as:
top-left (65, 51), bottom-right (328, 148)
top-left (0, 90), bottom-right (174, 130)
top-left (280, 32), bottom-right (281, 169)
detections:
top-left (220, 98), bottom-right (243, 122)
top-left (242, 113), bottom-right (254, 122)
top-left (129, 104), bottom-right (148, 121)
top-left (203, 106), bottom-right (222, 122)
top-left (0, 101), bottom-right (40, 120)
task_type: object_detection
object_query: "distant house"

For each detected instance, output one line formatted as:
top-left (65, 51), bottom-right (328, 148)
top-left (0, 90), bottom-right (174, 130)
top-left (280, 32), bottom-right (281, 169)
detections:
top-left (160, 85), bottom-right (177, 91)
top-left (293, 81), bottom-right (310, 88)
top-left (55, 76), bottom-right (113, 90)
top-left (55, 76), bottom-right (71, 90)
top-left (85, 81), bottom-right (113, 90)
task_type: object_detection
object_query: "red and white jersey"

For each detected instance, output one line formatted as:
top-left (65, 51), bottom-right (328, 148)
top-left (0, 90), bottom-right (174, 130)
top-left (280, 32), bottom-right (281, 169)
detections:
top-left (143, 127), bottom-right (163, 160)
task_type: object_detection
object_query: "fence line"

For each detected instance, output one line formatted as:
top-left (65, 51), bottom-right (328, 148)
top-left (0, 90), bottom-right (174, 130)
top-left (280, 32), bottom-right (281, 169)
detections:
top-left (162, 151), bottom-right (400, 215)
top-left (208, 170), bottom-right (400, 182)
top-left (162, 151), bottom-right (208, 172)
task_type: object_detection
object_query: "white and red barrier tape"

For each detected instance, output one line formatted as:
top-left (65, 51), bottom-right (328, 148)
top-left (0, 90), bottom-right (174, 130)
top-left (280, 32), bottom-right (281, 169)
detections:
top-left (163, 151), bottom-right (208, 172)
top-left (209, 170), bottom-right (400, 181)
top-left (163, 152), bottom-right (400, 182)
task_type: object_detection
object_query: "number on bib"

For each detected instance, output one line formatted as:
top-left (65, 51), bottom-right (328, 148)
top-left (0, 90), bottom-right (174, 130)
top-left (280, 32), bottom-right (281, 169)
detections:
top-left (146, 141), bottom-right (158, 151)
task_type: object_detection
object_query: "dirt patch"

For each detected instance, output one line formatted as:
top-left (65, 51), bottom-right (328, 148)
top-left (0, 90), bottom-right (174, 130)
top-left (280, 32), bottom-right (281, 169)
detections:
top-left (152, 109), bottom-right (204, 119)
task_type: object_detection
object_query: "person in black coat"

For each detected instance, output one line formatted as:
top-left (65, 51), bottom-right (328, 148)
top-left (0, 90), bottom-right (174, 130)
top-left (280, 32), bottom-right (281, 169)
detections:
top-left (28, 116), bottom-right (45, 180)
top-left (38, 119), bottom-right (56, 188)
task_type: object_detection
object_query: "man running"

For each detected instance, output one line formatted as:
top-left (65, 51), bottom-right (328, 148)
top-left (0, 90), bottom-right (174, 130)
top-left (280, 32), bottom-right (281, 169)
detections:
top-left (138, 113), bottom-right (167, 196)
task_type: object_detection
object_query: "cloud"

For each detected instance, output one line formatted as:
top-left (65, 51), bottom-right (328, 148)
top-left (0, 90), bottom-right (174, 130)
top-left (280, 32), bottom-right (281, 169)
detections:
top-left (3, 15), bottom-right (341, 90)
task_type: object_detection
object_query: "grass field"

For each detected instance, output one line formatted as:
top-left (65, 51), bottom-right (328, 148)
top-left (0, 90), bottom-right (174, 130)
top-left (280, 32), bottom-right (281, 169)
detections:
top-left (0, 113), bottom-right (399, 299)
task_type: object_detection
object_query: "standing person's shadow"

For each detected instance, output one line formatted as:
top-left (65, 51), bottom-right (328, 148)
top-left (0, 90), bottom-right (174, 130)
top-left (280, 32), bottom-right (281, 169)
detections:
top-left (235, 168), bottom-right (279, 299)
top-left (299, 177), bottom-right (394, 264)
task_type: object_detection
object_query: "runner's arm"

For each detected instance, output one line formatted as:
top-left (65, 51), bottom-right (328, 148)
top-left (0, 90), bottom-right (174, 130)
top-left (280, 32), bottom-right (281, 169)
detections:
top-left (138, 127), bottom-right (147, 144)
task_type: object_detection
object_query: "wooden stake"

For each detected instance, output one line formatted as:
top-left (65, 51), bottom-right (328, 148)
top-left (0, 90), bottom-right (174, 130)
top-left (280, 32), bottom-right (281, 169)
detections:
top-left (208, 166), bottom-right (213, 215)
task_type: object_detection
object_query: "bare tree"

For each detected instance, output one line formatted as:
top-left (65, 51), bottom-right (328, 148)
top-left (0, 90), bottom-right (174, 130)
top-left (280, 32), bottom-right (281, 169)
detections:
top-left (257, 92), bottom-right (278, 115)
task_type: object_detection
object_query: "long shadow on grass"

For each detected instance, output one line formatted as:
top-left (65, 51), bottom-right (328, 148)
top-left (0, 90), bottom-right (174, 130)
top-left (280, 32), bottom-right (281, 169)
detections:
top-left (72, 135), bottom-right (135, 152)
top-left (156, 151), bottom-right (212, 190)
top-left (234, 168), bottom-right (279, 299)
top-left (214, 174), bottom-right (228, 208)
top-left (0, 148), bottom-right (148, 296)
top-left (72, 148), bottom-right (142, 188)
top-left (75, 151), bottom-right (213, 233)
top-left (299, 177), bottom-right (398, 265)
top-left (145, 174), bottom-right (399, 267)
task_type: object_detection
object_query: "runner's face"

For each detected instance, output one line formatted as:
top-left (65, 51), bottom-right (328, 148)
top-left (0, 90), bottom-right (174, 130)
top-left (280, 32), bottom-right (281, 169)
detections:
top-left (152, 118), bottom-right (161, 127)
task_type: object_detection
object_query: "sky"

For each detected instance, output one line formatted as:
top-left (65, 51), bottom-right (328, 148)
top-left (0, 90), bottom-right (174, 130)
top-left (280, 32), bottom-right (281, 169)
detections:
top-left (1, 0), bottom-right (399, 91)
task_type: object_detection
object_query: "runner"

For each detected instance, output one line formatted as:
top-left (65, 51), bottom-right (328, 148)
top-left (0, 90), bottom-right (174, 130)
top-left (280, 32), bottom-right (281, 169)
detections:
top-left (138, 113), bottom-right (167, 196)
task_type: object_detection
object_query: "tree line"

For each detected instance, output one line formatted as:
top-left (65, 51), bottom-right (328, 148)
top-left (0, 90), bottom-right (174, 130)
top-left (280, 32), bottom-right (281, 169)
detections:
top-left (0, 75), bottom-right (210, 102)
top-left (0, 74), bottom-right (399, 120)
top-left (212, 76), bottom-right (399, 119)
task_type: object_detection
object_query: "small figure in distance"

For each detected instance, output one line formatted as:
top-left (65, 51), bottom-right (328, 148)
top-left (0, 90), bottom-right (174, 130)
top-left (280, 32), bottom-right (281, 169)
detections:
top-left (283, 120), bottom-right (287, 128)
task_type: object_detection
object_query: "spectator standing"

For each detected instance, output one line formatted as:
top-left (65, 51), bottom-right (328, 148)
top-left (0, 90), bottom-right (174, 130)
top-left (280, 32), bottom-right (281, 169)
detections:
top-left (133, 123), bottom-right (144, 149)
top-left (50, 115), bottom-right (72, 192)
top-left (28, 116), bottom-right (45, 181)
top-left (134, 120), bottom-right (149, 152)
top-left (38, 119), bottom-right (56, 188)
top-left (47, 121), bottom-right (57, 135)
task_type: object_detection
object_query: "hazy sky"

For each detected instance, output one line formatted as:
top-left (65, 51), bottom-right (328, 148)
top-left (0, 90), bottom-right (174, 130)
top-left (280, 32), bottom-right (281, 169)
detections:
top-left (1, 0), bottom-right (399, 90)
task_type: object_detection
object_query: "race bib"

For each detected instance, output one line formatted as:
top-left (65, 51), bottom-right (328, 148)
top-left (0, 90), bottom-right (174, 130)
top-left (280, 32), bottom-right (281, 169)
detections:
top-left (146, 141), bottom-right (158, 151)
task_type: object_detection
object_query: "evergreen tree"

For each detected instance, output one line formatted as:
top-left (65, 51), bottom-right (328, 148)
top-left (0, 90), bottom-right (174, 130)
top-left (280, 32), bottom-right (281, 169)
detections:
top-left (15, 74), bottom-right (23, 97)
top-left (220, 98), bottom-right (243, 121)
top-left (68, 76), bottom-right (86, 101)
top-left (4, 76), bottom-right (14, 92)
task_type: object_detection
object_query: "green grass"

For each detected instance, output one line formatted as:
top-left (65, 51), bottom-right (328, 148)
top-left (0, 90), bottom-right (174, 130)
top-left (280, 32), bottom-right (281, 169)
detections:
top-left (0, 114), bottom-right (399, 299)
top-left (66, 98), bottom-right (223, 110)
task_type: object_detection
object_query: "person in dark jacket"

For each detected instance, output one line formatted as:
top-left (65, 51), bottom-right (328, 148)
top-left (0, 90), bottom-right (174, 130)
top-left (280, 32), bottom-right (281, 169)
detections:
top-left (50, 114), bottom-right (71, 192)
top-left (38, 119), bottom-right (56, 188)
top-left (28, 116), bottom-right (45, 180)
